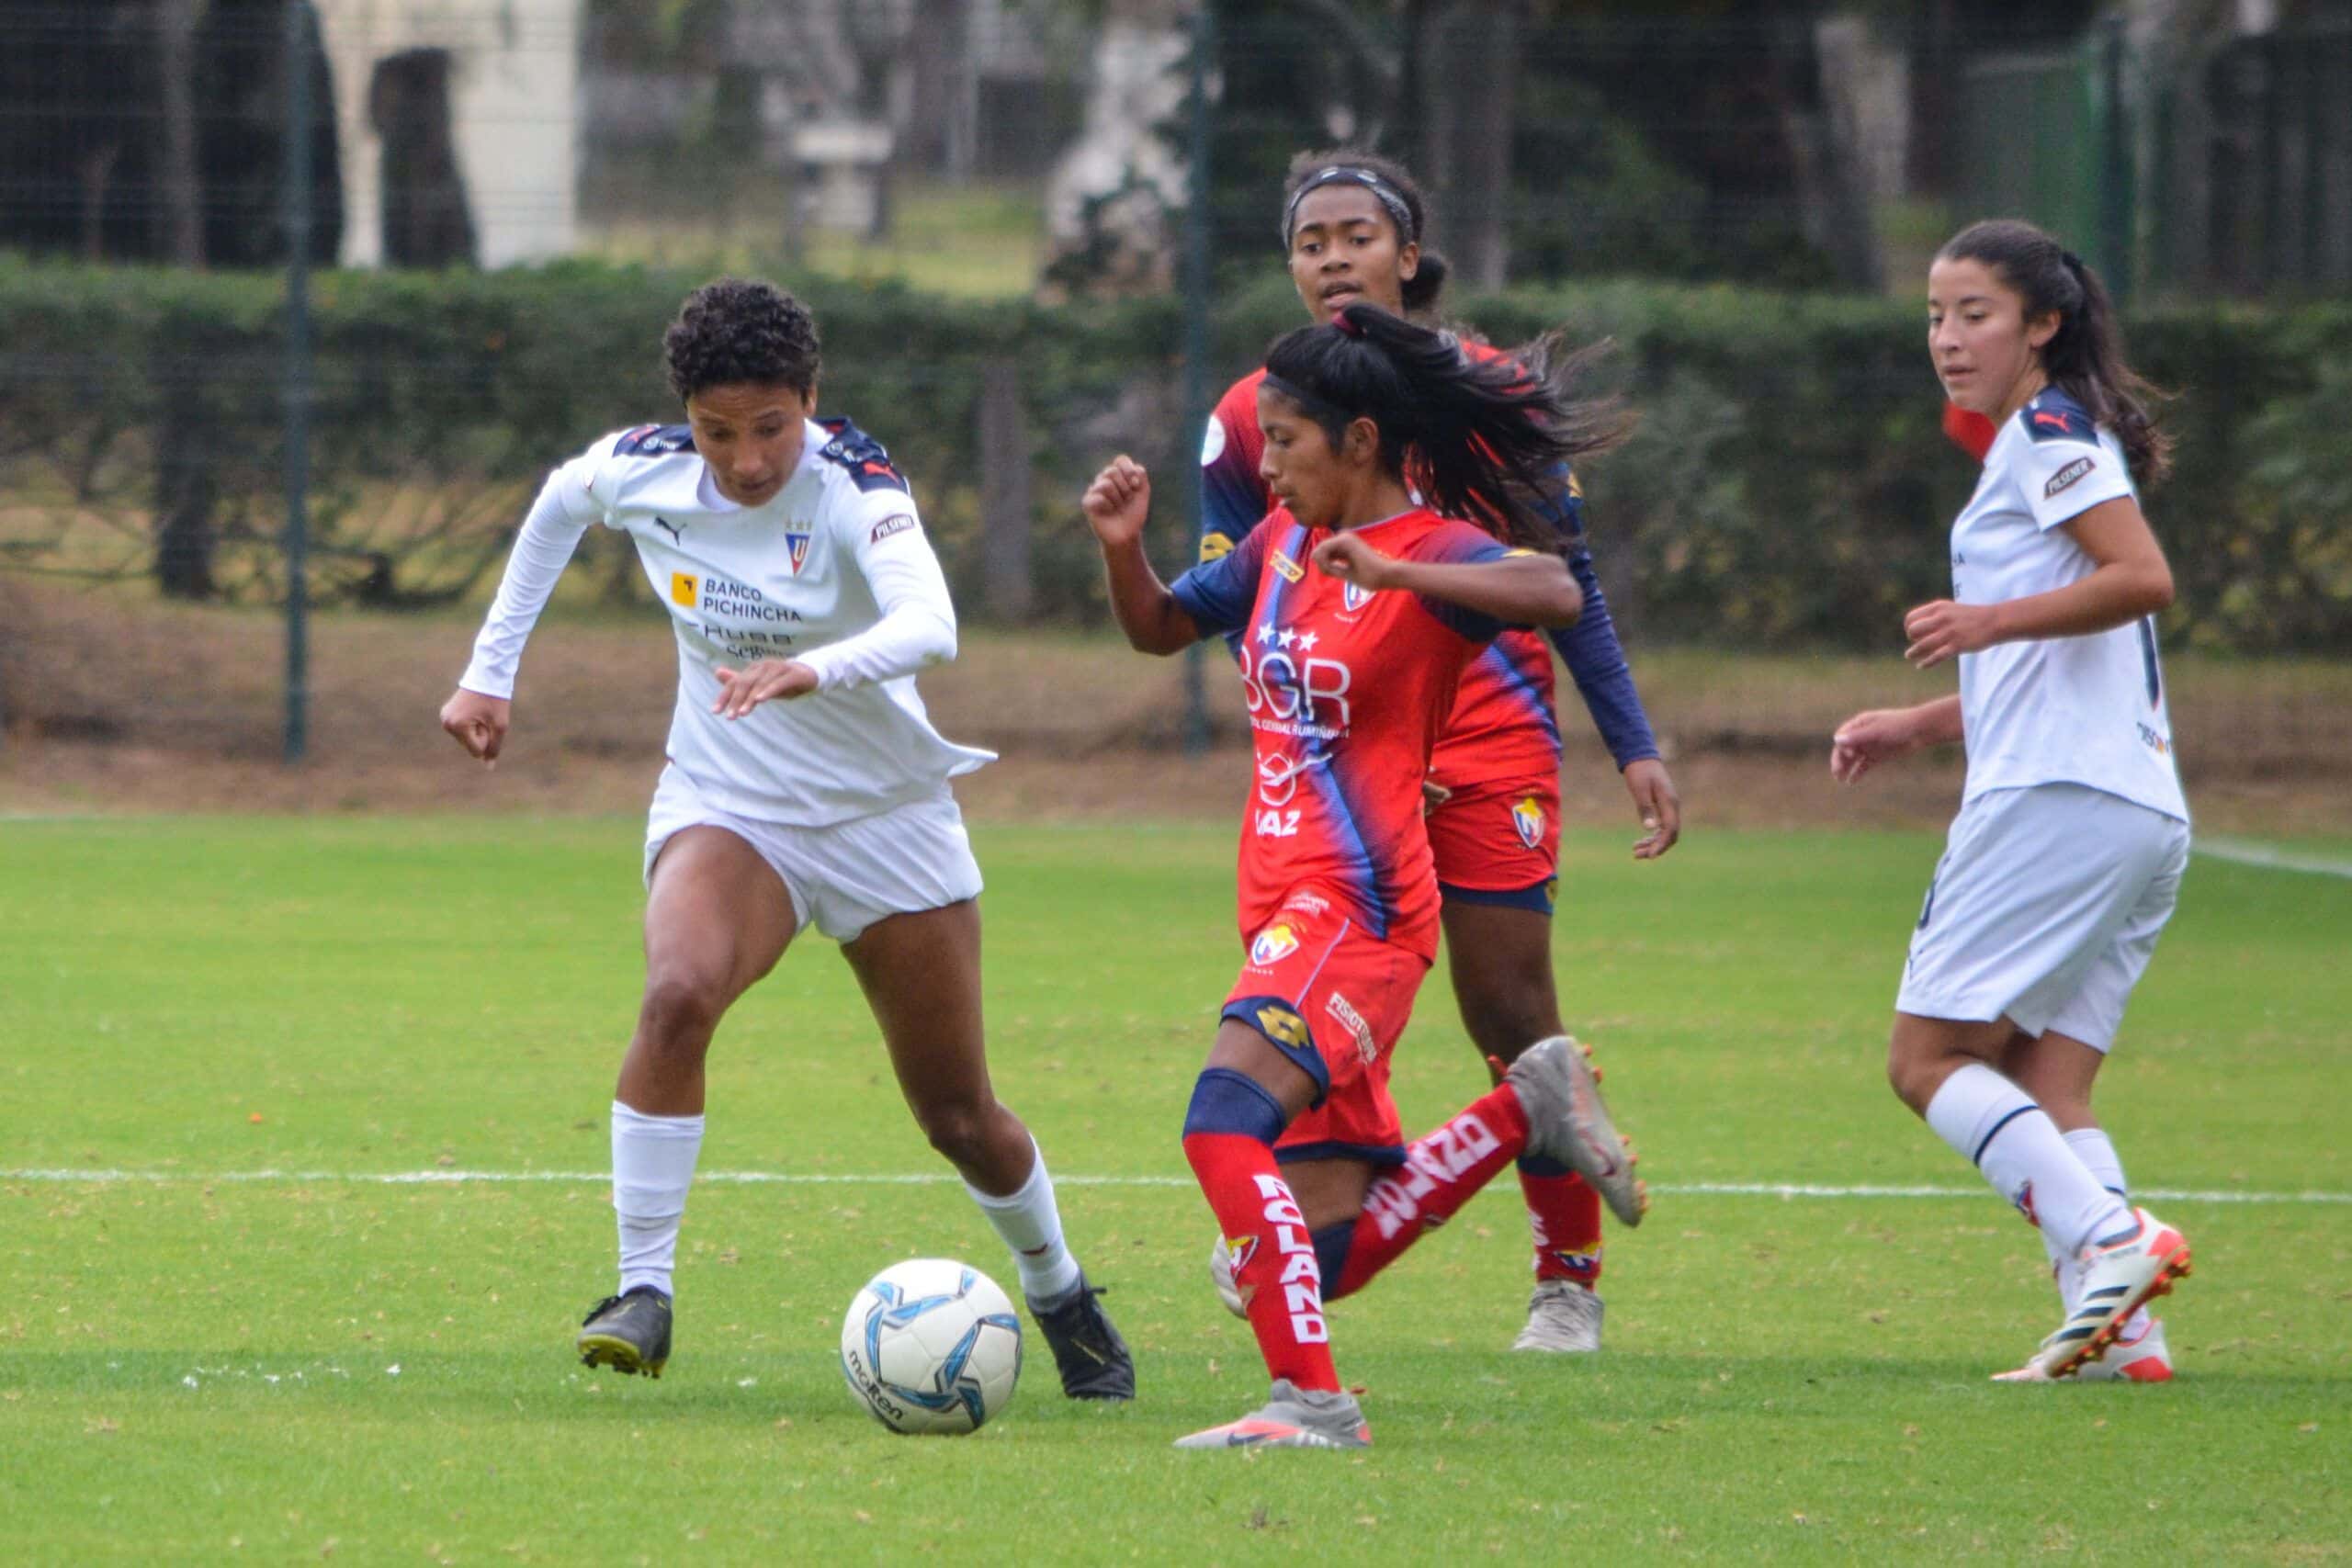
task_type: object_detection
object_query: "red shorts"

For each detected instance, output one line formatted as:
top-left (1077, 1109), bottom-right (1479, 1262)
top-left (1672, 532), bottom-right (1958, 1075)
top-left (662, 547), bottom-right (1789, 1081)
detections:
top-left (1426, 773), bottom-right (1560, 911)
top-left (1224, 886), bottom-right (1430, 1167)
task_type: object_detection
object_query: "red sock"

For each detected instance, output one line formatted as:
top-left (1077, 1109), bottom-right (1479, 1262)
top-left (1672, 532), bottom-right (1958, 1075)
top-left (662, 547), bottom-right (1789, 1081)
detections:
top-left (1182, 1131), bottom-right (1340, 1393)
top-left (1332, 1083), bottom-right (1531, 1298)
top-left (1520, 1160), bottom-right (1605, 1285)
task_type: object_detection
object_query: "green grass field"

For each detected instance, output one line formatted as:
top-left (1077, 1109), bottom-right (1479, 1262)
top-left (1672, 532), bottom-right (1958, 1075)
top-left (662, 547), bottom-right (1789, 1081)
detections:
top-left (3, 818), bottom-right (2346, 1563)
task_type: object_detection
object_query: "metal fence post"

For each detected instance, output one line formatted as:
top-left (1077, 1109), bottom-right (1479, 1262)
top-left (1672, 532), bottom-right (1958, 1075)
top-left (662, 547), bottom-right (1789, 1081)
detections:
top-left (1179, 0), bottom-right (1215, 756)
top-left (282, 0), bottom-right (312, 764)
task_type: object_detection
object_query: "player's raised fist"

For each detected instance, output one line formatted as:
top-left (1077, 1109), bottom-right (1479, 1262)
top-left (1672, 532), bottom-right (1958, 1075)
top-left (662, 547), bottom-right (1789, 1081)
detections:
top-left (440, 688), bottom-right (511, 768)
top-left (1309, 530), bottom-right (1397, 590)
top-left (1081, 457), bottom-right (1151, 547)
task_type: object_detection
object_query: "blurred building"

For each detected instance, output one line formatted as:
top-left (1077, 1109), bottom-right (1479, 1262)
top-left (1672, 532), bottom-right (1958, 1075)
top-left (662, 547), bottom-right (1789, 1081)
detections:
top-left (315, 0), bottom-right (579, 267)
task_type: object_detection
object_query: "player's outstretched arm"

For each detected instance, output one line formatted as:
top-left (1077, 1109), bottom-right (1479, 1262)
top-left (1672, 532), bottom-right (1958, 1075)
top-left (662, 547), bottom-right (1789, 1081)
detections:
top-left (1312, 534), bottom-right (1582, 628)
top-left (1083, 457), bottom-right (1200, 655)
top-left (1829, 695), bottom-right (1962, 784)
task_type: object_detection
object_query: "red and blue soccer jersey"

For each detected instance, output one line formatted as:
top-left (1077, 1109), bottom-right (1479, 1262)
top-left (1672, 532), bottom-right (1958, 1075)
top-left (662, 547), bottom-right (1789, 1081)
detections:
top-left (1169, 507), bottom-right (1516, 962)
top-left (1199, 355), bottom-right (1565, 798)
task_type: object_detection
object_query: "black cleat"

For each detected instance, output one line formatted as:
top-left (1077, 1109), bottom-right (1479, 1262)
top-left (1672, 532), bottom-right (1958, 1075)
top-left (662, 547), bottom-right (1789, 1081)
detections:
top-left (1028, 1274), bottom-right (1135, 1401)
top-left (577, 1285), bottom-right (672, 1378)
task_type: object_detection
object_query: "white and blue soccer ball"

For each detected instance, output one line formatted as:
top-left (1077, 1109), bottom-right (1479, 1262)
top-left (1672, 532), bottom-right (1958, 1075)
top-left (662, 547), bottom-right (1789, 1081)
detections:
top-left (839, 1258), bottom-right (1023, 1435)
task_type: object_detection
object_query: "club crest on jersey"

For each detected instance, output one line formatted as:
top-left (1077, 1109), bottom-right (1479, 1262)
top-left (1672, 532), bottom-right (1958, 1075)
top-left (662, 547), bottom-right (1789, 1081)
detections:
top-left (1512, 795), bottom-right (1547, 850)
top-left (785, 532), bottom-right (812, 573)
top-left (1250, 922), bottom-right (1301, 967)
top-left (1341, 581), bottom-right (1374, 613)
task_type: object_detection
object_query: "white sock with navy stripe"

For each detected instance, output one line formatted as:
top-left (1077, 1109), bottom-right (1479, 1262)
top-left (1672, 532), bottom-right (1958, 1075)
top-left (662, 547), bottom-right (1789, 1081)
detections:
top-left (1925, 1065), bottom-right (2132, 1256)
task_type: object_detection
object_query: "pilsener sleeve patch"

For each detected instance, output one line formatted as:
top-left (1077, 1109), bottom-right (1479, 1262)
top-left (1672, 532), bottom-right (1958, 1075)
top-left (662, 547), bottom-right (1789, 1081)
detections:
top-left (869, 513), bottom-right (919, 544)
top-left (2044, 456), bottom-right (2097, 499)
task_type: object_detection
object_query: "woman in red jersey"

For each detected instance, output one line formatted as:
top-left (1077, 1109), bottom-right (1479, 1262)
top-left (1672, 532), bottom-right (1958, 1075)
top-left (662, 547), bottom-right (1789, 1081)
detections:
top-left (1194, 148), bottom-right (1674, 1351)
top-left (1082, 302), bottom-right (1645, 1450)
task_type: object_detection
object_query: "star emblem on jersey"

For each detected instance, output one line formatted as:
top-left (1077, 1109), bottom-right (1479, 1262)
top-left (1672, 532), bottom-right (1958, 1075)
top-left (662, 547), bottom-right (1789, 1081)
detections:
top-left (1512, 795), bottom-right (1547, 850)
top-left (1256, 621), bottom-right (1277, 645)
top-left (785, 532), bottom-right (811, 573)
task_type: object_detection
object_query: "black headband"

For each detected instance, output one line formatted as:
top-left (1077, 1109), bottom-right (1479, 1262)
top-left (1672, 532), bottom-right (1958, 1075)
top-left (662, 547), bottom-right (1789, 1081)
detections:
top-left (1261, 371), bottom-right (1356, 433)
top-left (1281, 165), bottom-right (1417, 249)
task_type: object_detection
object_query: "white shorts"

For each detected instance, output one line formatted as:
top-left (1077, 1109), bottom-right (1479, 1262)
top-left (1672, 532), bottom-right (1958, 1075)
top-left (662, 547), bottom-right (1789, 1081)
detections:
top-left (643, 763), bottom-right (983, 943)
top-left (1896, 783), bottom-right (2189, 1051)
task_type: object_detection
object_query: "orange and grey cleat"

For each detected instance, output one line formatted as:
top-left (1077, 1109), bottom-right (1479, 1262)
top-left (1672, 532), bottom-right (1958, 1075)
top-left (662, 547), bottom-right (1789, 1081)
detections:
top-left (1173, 1380), bottom-right (1371, 1450)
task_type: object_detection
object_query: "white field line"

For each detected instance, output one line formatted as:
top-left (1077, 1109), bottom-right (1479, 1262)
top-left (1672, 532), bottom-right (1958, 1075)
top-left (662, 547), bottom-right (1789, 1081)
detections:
top-left (3, 1168), bottom-right (2346, 1204)
top-left (2194, 837), bottom-right (2352, 879)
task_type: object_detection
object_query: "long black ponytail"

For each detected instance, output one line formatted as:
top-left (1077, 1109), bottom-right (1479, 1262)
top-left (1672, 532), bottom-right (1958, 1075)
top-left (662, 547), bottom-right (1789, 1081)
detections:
top-left (1261, 302), bottom-right (1627, 551)
top-left (1939, 220), bottom-right (2173, 486)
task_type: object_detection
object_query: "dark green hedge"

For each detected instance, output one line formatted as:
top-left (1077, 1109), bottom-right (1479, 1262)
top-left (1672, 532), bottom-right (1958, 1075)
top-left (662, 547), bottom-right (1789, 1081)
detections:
top-left (3, 255), bottom-right (2346, 651)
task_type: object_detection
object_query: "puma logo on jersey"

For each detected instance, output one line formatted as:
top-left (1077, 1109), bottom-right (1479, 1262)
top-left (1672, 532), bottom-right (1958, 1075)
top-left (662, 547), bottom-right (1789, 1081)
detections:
top-left (653, 516), bottom-right (684, 544)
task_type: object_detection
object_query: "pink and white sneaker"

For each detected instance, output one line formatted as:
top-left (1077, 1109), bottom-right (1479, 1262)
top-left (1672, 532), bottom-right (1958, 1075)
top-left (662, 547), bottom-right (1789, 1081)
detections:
top-left (2076, 1315), bottom-right (2173, 1382)
top-left (1994, 1316), bottom-right (2173, 1383)
top-left (2027, 1208), bottom-right (2191, 1380)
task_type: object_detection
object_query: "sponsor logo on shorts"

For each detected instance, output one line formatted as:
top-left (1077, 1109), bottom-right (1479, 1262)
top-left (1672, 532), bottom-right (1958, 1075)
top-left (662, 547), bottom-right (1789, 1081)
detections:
top-left (869, 513), bottom-right (918, 544)
top-left (1324, 990), bottom-right (1378, 1065)
top-left (2137, 721), bottom-right (2171, 756)
top-left (1512, 795), bottom-right (1547, 850)
top-left (785, 532), bottom-right (813, 573)
top-left (2045, 456), bottom-right (2096, 498)
top-left (1252, 1003), bottom-right (1309, 1049)
top-left (670, 572), bottom-right (698, 607)
top-left (1279, 889), bottom-right (1329, 919)
top-left (1250, 922), bottom-right (1301, 967)
top-left (1271, 549), bottom-right (1305, 583)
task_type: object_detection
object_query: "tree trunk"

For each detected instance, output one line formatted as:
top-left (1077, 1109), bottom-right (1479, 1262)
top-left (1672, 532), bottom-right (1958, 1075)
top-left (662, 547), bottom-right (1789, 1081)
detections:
top-left (157, 0), bottom-right (209, 267)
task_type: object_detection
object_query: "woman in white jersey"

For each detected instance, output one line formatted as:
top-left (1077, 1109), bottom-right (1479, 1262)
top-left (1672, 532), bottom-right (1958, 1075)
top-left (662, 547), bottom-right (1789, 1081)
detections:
top-left (437, 278), bottom-right (1132, 1401)
top-left (1831, 220), bottom-right (2192, 1382)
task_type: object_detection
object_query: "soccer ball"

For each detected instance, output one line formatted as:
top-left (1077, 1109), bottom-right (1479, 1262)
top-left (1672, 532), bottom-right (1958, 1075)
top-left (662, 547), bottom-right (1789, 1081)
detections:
top-left (839, 1258), bottom-right (1023, 1435)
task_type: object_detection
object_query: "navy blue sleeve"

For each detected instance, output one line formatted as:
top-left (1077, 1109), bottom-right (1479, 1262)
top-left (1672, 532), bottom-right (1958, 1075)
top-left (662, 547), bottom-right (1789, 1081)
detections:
top-left (1537, 468), bottom-right (1660, 770)
top-left (1169, 522), bottom-right (1266, 639)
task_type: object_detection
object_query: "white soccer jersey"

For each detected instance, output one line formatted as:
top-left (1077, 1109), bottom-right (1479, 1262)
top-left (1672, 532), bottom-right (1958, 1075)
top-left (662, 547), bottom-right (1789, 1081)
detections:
top-left (460, 418), bottom-right (994, 825)
top-left (1950, 389), bottom-right (2187, 823)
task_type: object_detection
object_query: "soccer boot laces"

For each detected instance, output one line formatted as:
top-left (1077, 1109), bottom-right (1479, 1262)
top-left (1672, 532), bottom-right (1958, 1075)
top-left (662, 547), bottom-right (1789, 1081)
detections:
top-left (1172, 1378), bottom-right (1372, 1450)
top-left (1512, 1277), bottom-right (1605, 1353)
top-left (1504, 1036), bottom-right (1647, 1227)
top-left (1028, 1274), bottom-right (1136, 1401)
top-left (577, 1285), bottom-right (673, 1379)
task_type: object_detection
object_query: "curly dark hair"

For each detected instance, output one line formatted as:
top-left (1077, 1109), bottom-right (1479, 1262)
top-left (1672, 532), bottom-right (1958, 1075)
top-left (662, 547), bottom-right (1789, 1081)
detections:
top-left (1281, 146), bottom-right (1449, 314)
top-left (662, 277), bottom-right (822, 402)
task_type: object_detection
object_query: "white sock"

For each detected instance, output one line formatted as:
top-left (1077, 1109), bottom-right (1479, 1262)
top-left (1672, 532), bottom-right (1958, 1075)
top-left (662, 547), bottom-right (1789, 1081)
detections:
top-left (2061, 1125), bottom-right (2147, 1334)
top-left (964, 1140), bottom-right (1083, 1306)
top-left (612, 1100), bottom-right (705, 1299)
top-left (1924, 1065), bottom-right (2131, 1255)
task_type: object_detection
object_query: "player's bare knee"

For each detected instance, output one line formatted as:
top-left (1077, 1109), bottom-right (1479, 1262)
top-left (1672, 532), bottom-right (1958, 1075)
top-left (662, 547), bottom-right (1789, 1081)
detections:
top-left (913, 1096), bottom-right (996, 1168)
top-left (634, 971), bottom-right (728, 1055)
